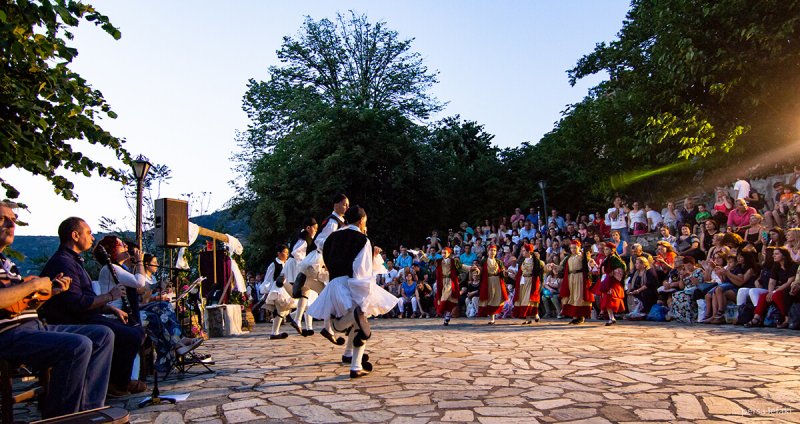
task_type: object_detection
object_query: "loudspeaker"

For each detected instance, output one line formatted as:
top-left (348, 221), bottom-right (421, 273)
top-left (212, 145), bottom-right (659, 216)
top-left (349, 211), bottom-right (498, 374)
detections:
top-left (154, 198), bottom-right (189, 247)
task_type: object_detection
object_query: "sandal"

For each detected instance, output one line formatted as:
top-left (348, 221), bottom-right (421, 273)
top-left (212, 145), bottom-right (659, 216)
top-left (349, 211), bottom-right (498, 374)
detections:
top-left (777, 319), bottom-right (790, 329)
top-left (744, 316), bottom-right (762, 328)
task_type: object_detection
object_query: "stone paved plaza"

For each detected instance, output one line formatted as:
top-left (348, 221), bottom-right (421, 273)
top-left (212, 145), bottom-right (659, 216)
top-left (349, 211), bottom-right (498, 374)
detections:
top-left (20, 319), bottom-right (800, 423)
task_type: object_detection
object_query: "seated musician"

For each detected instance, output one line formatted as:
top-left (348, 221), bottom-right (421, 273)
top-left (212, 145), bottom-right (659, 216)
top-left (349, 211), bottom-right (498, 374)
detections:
top-left (0, 201), bottom-right (114, 417)
top-left (39, 217), bottom-right (146, 397)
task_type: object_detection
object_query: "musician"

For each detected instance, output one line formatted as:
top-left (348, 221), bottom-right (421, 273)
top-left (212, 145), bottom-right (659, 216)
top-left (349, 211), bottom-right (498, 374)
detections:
top-left (39, 217), bottom-right (147, 397)
top-left (0, 202), bottom-right (114, 417)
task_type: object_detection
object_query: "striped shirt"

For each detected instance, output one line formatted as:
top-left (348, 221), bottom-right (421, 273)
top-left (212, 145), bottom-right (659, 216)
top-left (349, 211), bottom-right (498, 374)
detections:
top-left (0, 253), bottom-right (40, 332)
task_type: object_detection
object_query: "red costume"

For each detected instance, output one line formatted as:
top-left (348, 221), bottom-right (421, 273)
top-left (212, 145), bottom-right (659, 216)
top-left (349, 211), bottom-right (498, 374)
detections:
top-left (478, 253), bottom-right (507, 317)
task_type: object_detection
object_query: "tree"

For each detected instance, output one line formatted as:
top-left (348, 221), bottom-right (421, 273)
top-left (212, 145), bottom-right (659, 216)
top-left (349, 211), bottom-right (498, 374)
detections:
top-left (233, 11), bottom-right (442, 195)
top-left (234, 13), bottom-right (448, 269)
top-left (0, 0), bottom-right (129, 202)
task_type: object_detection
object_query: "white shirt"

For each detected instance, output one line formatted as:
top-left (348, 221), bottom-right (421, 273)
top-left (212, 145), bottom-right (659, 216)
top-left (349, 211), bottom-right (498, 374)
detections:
top-left (314, 211), bottom-right (344, 252)
top-left (259, 257), bottom-right (285, 296)
top-left (606, 207), bottom-right (627, 230)
top-left (734, 180), bottom-right (751, 200)
top-left (628, 209), bottom-right (647, 229)
top-left (646, 210), bottom-right (663, 230)
top-left (97, 264), bottom-right (147, 311)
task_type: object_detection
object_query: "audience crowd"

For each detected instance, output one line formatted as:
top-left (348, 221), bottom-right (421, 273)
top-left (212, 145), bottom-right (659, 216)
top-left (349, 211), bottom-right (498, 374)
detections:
top-left (367, 177), bottom-right (800, 330)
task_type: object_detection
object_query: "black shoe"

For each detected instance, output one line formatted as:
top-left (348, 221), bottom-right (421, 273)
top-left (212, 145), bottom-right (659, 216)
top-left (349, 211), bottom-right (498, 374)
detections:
top-left (350, 369), bottom-right (371, 379)
top-left (289, 320), bottom-right (303, 335)
top-left (269, 333), bottom-right (288, 340)
top-left (320, 329), bottom-right (345, 345)
top-left (534, 315), bottom-right (540, 323)
top-left (443, 316), bottom-right (450, 326)
top-left (341, 354), bottom-right (370, 364)
top-left (575, 317), bottom-right (585, 324)
top-left (605, 319), bottom-right (616, 326)
top-left (361, 361), bottom-right (373, 372)
top-left (302, 329), bottom-right (315, 337)
top-left (568, 318), bottom-right (578, 325)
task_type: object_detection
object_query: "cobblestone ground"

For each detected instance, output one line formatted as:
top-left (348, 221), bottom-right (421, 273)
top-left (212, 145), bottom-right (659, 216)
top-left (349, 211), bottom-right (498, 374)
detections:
top-left (17, 319), bottom-right (800, 423)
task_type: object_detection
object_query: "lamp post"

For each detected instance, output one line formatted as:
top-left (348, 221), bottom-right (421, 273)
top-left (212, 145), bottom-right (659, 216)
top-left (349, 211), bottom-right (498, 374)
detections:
top-left (538, 180), bottom-right (548, 229)
top-left (131, 155), bottom-right (152, 250)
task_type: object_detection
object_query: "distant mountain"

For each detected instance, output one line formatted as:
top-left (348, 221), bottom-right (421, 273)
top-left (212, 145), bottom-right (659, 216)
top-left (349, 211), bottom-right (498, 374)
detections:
top-left (9, 208), bottom-right (250, 275)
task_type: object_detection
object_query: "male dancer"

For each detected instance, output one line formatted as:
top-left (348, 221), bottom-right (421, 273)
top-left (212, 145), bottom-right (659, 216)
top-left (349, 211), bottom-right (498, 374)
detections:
top-left (259, 244), bottom-right (299, 339)
top-left (294, 194), bottom-right (348, 344)
top-left (284, 218), bottom-right (317, 336)
top-left (307, 206), bottom-right (399, 378)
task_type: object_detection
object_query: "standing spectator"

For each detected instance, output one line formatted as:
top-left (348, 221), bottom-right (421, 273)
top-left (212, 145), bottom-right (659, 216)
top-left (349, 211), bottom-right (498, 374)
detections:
top-left (628, 201), bottom-right (648, 235)
top-left (542, 264), bottom-right (562, 318)
top-left (661, 201), bottom-right (678, 232)
top-left (548, 209), bottom-right (566, 231)
top-left (606, 197), bottom-right (629, 243)
top-left (611, 230), bottom-right (628, 258)
top-left (645, 203), bottom-right (663, 231)
top-left (592, 211), bottom-right (611, 239)
top-left (676, 198), bottom-right (699, 232)
top-left (734, 177), bottom-right (751, 201)
top-left (510, 208), bottom-right (525, 226)
top-left (463, 264), bottom-right (481, 317)
top-left (525, 207), bottom-right (540, 228)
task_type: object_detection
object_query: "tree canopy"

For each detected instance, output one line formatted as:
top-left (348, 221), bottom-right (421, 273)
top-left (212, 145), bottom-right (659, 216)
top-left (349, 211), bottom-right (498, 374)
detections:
top-left (0, 0), bottom-right (129, 202)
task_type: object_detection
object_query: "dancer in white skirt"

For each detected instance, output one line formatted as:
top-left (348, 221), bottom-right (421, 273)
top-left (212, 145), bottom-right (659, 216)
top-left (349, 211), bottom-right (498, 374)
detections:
top-left (259, 245), bottom-right (299, 339)
top-left (286, 218), bottom-right (318, 336)
top-left (307, 206), bottom-right (399, 378)
top-left (295, 194), bottom-right (348, 345)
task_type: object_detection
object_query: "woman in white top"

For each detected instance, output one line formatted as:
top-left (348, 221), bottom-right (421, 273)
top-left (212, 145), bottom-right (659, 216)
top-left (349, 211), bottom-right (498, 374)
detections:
top-left (94, 236), bottom-right (146, 322)
top-left (628, 201), bottom-right (648, 235)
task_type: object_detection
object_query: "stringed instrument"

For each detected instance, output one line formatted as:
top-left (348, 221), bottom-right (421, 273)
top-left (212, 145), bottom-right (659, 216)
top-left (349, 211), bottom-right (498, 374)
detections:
top-left (0, 276), bottom-right (52, 318)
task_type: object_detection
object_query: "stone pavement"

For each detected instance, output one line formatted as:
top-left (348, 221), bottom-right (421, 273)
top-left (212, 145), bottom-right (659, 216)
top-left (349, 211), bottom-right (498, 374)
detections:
top-left (18, 319), bottom-right (800, 423)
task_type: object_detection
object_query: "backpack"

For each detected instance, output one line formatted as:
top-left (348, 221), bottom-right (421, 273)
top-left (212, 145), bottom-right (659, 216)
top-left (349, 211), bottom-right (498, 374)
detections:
top-left (736, 302), bottom-right (754, 325)
top-left (788, 303), bottom-right (800, 330)
top-left (763, 305), bottom-right (782, 327)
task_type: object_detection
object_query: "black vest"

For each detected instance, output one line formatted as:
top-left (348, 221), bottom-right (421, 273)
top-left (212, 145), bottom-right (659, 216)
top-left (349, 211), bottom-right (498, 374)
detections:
top-left (323, 228), bottom-right (368, 280)
top-left (314, 214), bottom-right (345, 243)
top-left (271, 258), bottom-right (283, 281)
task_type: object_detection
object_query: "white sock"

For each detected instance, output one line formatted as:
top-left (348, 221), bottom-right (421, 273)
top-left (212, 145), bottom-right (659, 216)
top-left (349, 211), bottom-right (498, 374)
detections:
top-left (489, 314), bottom-right (495, 322)
top-left (295, 297), bottom-right (308, 329)
top-left (324, 318), bottom-right (333, 334)
top-left (305, 312), bottom-right (313, 330)
top-left (271, 316), bottom-right (283, 335)
top-left (334, 311), bottom-right (356, 332)
top-left (351, 343), bottom-right (366, 372)
top-left (343, 329), bottom-right (356, 357)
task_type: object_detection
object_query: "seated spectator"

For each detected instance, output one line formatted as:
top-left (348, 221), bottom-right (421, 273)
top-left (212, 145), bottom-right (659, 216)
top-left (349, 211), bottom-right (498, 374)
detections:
top-left (396, 246), bottom-right (413, 269)
top-left (676, 198), bottom-right (699, 233)
top-left (39, 217), bottom-right (147, 397)
top-left (416, 275), bottom-right (433, 318)
top-left (541, 264), bottom-right (562, 318)
top-left (695, 204), bottom-right (712, 228)
top-left (592, 211), bottom-right (611, 239)
top-left (611, 230), bottom-right (628, 257)
top-left (669, 256), bottom-right (704, 323)
top-left (706, 246), bottom-right (759, 324)
top-left (746, 246), bottom-right (797, 328)
top-left (653, 241), bottom-right (677, 281)
top-left (399, 272), bottom-right (419, 318)
top-left (764, 181), bottom-right (786, 228)
top-left (705, 232), bottom-right (726, 262)
top-left (463, 263), bottom-right (481, 317)
top-left (712, 188), bottom-right (734, 225)
top-left (627, 256), bottom-right (659, 317)
top-left (743, 213), bottom-right (766, 250)
top-left (659, 226), bottom-right (677, 248)
top-left (675, 224), bottom-right (702, 259)
top-left (697, 249), bottom-right (730, 321)
top-left (627, 243), bottom-right (654, 274)
top-left (728, 198), bottom-right (757, 236)
top-left (0, 202), bottom-right (114, 417)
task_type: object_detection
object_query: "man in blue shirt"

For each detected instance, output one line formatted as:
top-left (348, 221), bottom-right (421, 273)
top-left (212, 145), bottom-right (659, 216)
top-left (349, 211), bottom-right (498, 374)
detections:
top-left (459, 244), bottom-right (477, 268)
top-left (525, 208), bottom-right (539, 227)
top-left (40, 217), bottom-right (147, 397)
top-left (395, 246), bottom-right (413, 269)
top-left (519, 220), bottom-right (537, 242)
top-left (548, 209), bottom-right (566, 231)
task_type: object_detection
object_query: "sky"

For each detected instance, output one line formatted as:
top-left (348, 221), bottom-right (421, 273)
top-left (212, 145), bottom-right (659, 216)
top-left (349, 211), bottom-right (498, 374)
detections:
top-left (11, 0), bottom-right (631, 235)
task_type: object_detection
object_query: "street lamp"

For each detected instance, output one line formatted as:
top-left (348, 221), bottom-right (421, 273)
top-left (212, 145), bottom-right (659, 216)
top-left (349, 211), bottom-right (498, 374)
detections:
top-left (131, 155), bottom-right (152, 250)
top-left (538, 180), bottom-right (548, 229)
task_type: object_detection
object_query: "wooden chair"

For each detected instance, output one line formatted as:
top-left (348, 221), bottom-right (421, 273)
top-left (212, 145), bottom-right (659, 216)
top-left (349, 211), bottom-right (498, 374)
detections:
top-left (0, 359), bottom-right (50, 424)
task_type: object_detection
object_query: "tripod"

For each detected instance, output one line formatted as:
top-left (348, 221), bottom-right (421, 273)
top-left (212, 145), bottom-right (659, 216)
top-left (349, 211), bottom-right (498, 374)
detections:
top-left (138, 338), bottom-right (177, 408)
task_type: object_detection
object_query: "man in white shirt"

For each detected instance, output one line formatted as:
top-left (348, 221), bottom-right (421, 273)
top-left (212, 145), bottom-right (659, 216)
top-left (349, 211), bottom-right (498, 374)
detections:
top-left (645, 203), bottom-right (663, 231)
top-left (606, 197), bottom-right (629, 243)
top-left (734, 178), bottom-right (751, 201)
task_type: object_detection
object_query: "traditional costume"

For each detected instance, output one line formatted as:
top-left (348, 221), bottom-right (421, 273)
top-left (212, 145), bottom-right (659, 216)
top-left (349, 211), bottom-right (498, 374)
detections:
top-left (435, 248), bottom-right (461, 325)
top-left (559, 240), bottom-right (594, 324)
top-left (598, 242), bottom-right (627, 325)
top-left (307, 210), bottom-right (399, 378)
top-left (287, 226), bottom-right (317, 336)
top-left (295, 211), bottom-right (345, 344)
top-left (513, 244), bottom-right (544, 324)
top-left (478, 245), bottom-right (508, 323)
top-left (260, 255), bottom-right (298, 339)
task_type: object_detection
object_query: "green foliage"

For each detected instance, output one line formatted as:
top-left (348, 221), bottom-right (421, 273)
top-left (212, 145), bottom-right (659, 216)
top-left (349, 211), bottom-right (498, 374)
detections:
top-left (0, 0), bottom-right (129, 201)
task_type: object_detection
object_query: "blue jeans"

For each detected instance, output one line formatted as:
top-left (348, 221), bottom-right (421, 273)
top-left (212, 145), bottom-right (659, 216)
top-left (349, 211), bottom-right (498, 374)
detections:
top-left (0, 320), bottom-right (114, 418)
